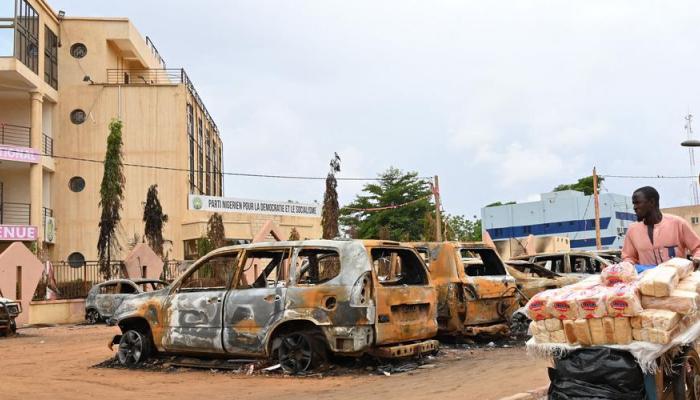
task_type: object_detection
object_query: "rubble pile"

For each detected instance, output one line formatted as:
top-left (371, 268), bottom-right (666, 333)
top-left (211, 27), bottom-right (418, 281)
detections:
top-left (526, 258), bottom-right (700, 346)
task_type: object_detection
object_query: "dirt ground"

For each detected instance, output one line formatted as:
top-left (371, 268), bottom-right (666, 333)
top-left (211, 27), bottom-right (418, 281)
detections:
top-left (1, 325), bottom-right (550, 400)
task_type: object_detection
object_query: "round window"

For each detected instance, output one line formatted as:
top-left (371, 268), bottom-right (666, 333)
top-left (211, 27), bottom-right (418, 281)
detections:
top-left (69, 176), bottom-right (85, 192)
top-left (70, 109), bottom-right (86, 124)
top-left (67, 252), bottom-right (86, 268)
top-left (70, 43), bottom-right (87, 59)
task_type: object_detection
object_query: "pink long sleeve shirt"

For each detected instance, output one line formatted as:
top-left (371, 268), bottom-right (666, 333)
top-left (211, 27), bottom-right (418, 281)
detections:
top-left (622, 214), bottom-right (700, 265)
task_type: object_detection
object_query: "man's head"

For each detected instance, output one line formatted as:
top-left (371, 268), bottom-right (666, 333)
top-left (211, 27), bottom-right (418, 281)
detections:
top-left (632, 186), bottom-right (660, 222)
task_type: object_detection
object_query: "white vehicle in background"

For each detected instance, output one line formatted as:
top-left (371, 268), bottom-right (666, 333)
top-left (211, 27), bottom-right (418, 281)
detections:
top-left (0, 289), bottom-right (22, 336)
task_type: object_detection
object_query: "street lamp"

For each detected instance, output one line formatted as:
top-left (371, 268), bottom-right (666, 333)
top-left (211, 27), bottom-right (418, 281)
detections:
top-left (682, 140), bottom-right (700, 147)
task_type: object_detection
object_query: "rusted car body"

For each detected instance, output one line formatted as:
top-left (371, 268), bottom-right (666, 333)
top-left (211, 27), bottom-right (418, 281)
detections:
top-left (505, 260), bottom-right (586, 303)
top-left (0, 290), bottom-right (21, 336)
top-left (85, 279), bottom-right (168, 324)
top-left (511, 251), bottom-right (611, 275)
top-left (408, 242), bottom-right (518, 336)
top-left (109, 240), bottom-right (438, 372)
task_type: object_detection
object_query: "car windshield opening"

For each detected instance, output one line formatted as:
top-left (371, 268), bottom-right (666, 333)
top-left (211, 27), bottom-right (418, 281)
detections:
top-left (370, 248), bottom-right (428, 286)
top-left (459, 248), bottom-right (506, 276)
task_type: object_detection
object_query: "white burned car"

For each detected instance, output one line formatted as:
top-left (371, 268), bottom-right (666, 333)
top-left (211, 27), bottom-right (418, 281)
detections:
top-left (85, 279), bottom-right (168, 324)
top-left (109, 240), bottom-right (439, 373)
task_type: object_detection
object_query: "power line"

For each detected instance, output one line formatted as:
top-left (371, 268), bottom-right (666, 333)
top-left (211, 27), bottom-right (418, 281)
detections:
top-left (3, 148), bottom-right (430, 181)
top-left (601, 174), bottom-right (696, 179)
top-left (343, 194), bottom-right (433, 212)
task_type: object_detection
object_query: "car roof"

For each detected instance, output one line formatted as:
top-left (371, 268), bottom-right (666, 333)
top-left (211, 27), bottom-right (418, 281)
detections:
top-left (131, 278), bottom-right (167, 284)
top-left (202, 239), bottom-right (410, 258)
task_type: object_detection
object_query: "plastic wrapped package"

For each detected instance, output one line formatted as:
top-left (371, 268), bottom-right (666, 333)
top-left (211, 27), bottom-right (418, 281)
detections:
top-left (641, 289), bottom-right (700, 315)
top-left (659, 257), bottom-right (694, 279)
top-left (573, 319), bottom-right (592, 346)
top-left (550, 330), bottom-right (567, 343)
top-left (534, 331), bottom-right (551, 343)
top-left (568, 275), bottom-right (601, 289)
top-left (601, 262), bottom-right (637, 286)
top-left (545, 318), bottom-right (563, 332)
top-left (589, 318), bottom-right (606, 345)
top-left (649, 309), bottom-right (680, 330)
top-left (548, 289), bottom-right (581, 320)
top-left (563, 320), bottom-right (577, 344)
top-left (632, 328), bottom-right (647, 342)
top-left (575, 286), bottom-right (608, 319)
top-left (525, 289), bottom-right (559, 321)
top-left (614, 317), bottom-right (633, 344)
top-left (638, 266), bottom-right (679, 297)
top-left (605, 283), bottom-right (643, 317)
top-left (648, 326), bottom-right (679, 344)
top-left (602, 317), bottom-right (616, 344)
top-left (678, 271), bottom-right (700, 293)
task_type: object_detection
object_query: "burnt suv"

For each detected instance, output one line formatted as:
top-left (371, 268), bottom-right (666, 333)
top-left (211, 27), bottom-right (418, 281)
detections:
top-left (409, 242), bottom-right (518, 336)
top-left (109, 240), bottom-right (439, 373)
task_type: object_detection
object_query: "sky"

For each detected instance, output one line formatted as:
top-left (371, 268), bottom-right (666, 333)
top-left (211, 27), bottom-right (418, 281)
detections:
top-left (51, 0), bottom-right (700, 218)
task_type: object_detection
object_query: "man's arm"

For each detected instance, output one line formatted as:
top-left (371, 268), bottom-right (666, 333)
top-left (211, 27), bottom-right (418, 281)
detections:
top-left (679, 218), bottom-right (700, 262)
top-left (621, 230), bottom-right (639, 264)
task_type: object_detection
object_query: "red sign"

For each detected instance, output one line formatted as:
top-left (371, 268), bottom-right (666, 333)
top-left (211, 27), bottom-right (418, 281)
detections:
top-left (0, 225), bottom-right (38, 241)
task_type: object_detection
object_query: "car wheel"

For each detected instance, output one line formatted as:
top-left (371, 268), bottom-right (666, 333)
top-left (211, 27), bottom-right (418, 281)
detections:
top-left (510, 311), bottom-right (530, 338)
top-left (277, 331), bottom-right (326, 374)
top-left (9, 318), bottom-right (16, 335)
top-left (117, 330), bottom-right (152, 367)
top-left (86, 309), bottom-right (101, 324)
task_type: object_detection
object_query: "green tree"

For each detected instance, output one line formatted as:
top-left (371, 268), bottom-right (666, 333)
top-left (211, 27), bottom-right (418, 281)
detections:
top-left (445, 214), bottom-right (482, 241)
top-left (196, 236), bottom-right (213, 258)
top-left (321, 153), bottom-right (341, 239)
top-left (553, 175), bottom-right (604, 196)
top-left (340, 167), bottom-right (433, 241)
top-left (97, 119), bottom-right (126, 278)
top-left (207, 212), bottom-right (226, 249)
top-left (143, 184), bottom-right (168, 257)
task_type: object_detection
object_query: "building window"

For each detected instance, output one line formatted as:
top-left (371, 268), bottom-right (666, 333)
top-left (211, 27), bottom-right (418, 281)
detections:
top-left (197, 118), bottom-right (203, 194)
top-left (70, 42), bottom-right (87, 59)
top-left (44, 26), bottom-right (58, 89)
top-left (205, 129), bottom-right (211, 195)
top-left (67, 252), bottom-right (85, 268)
top-left (692, 217), bottom-right (699, 225)
top-left (70, 109), bottom-right (86, 124)
top-left (187, 104), bottom-right (194, 193)
top-left (68, 176), bottom-right (85, 192)
top-left (15, 0), bottom-right (39, 73)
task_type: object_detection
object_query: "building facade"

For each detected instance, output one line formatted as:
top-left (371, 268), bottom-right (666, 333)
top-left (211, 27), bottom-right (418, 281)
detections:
top-left (481, 190), bottom-right (635, 250)
top-left (0, 0), bottom-right (321, 263)
top-left (662, 205), bottom-right (700, 238)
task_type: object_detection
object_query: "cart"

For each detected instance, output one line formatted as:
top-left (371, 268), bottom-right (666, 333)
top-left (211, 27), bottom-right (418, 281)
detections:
top-left (528, 321), bottom-right (700, 399)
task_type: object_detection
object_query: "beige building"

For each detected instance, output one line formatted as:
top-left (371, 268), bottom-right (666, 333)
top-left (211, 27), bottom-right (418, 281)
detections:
top-left (0, 0), bottom-right (321, 264)
top-left (663, 205), bottom-right (700, 238)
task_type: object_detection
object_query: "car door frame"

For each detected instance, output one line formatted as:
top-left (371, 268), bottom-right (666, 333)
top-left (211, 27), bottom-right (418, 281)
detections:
top-left (222, 246), bottom-right (292, 356)
top-left (161, 250), bottom-right (241, 354)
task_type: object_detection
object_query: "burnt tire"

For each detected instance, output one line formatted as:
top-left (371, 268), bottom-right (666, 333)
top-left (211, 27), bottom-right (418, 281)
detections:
top-left (277, 330), bottom-right (326, 374)
top-left (9, 318), bottom-right (16, 335)
top-left (86, 309), bottom-right (101, 325)
top-left (117, 329), bottom-right (152, 368)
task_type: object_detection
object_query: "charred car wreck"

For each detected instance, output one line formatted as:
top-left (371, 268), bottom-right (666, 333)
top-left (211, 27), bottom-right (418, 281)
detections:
top-left (409, 242), bottom-right (519, 337)
top-left (109, 240), bottom-right (439, 373)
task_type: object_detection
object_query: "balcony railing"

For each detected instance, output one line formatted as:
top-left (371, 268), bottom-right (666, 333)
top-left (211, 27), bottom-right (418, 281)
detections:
top-left (106, 68), bottom-right (218, 132)
top-left (0, 123), bottom-right (30, 147)
top-left (0, 202), bottom-right (30, 225)
top-left (42, 133), bottom-right (53, 156)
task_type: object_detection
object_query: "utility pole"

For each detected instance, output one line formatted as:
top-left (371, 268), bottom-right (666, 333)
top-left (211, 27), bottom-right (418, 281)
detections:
top-left (433, 175), bottom-right (443, 242)
top-left (685, 113), bottom-right (699, 204)
top-left (593, 167), bottom-right (602, 250)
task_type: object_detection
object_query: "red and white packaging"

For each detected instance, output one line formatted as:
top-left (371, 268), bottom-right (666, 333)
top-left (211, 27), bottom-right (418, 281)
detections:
top-left (525, 289), bottom-right (560, 321)
top-left (547, 289), bottom-right (581, 320)
top-left (575, 286), bottom-right (608, 319)
top-left (605, 283), bottom-right (643, 317)
top-left (601, 262), bottom-right (638, 286)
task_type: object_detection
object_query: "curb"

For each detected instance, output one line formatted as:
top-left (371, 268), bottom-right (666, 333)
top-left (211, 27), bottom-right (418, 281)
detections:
top-left (498, 385), bottom-right (548, 400)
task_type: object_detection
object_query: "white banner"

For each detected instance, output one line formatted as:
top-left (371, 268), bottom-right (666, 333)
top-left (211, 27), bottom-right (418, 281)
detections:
top-left (188, 195), bottom-right (321, 217)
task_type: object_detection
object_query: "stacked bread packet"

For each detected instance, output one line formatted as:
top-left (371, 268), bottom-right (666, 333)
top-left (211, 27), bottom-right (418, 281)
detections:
top-left (526, 258), bottom-right (699, 346)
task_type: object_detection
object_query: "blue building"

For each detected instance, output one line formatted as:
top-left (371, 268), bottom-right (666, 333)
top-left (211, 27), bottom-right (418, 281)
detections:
top-left (481, 190), bottom-right (635, 250)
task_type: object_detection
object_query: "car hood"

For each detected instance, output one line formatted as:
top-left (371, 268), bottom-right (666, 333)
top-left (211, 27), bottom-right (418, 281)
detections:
top-left (111, 288), bottom-right (169, 322)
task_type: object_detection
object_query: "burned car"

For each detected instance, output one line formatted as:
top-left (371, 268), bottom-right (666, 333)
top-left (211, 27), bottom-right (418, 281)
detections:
top-left (511, 251), bottom-right (611, 275)
top-left (408, 242), bottom-right (519, 336)
top-left (109, 240), bottom-right (438, 373)
top-left (0, 290), bottom-right (21, 336)
top-left (86, 279), bottom-right (168, 324)
top-left (504, 259), bottom-right (586, 303)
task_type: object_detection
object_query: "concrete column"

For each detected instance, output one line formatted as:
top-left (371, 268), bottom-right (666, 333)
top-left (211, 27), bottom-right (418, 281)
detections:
top-left (29, 92), bottom-right (43, 243)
